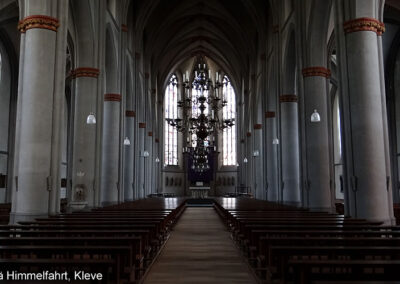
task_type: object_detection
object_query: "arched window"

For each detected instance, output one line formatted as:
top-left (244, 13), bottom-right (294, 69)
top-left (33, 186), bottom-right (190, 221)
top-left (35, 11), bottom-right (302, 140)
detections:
top-left (222, 76), bottom-right (236, 165)
top-left (164, 74), bottom-right (178, 165)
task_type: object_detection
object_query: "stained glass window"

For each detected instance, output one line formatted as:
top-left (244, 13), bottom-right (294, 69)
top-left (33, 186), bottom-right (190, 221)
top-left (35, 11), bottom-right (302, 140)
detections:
top-left (164, 75), bottom-right (178, 165)
top-left (222, 76), bottom-right (236, 165)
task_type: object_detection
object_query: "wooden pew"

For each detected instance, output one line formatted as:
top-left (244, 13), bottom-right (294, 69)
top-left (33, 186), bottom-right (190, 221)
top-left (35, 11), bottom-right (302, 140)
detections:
top-left (213, 197), bottom-right (400, 283)
top-left (0, 197), bottom-right (187, 283)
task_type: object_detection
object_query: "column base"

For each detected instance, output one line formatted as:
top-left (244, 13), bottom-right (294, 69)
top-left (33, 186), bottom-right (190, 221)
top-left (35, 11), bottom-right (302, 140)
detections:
top-left (282, 201), bottom-right (302, 207)
top-left (308, 206), bottom-right (334, 213)
top-left (9, 212), bottom-right (48, 224)
top-left (101, 201), bottom-right (119, 207)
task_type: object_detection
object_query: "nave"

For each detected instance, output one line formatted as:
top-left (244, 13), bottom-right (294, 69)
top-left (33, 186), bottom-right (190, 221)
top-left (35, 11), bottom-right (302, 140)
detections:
top-left (144, 207), bottom-right (257, 284)
top-left (0, 196), bottom-right (399, 283)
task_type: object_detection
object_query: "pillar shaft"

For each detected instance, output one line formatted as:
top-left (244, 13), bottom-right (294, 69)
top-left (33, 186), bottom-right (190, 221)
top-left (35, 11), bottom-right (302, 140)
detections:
top-left (11, 12), bottom-right (60, 222)
top-left (70, 68), bottom-right (99, 208)
top-left (343, 17), bottom-right (393, 223)
top-left (101, 94), bottom-right (121, 205)
top-left (266, 112), bottom-right (279, 201)
top-left (280, 95), bottom-right (301, 206)
top-left (124, 111), bottom-right (135, 201)
top-left (303, 67), bottom-right (333, 211)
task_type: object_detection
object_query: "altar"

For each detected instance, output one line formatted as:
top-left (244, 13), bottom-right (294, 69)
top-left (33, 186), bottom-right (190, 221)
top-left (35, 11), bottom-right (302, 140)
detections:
top-left (189, 186), bottom-right (210, 198)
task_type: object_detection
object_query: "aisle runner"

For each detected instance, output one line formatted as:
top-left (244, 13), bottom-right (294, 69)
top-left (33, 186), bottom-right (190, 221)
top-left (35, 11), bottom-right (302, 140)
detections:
top-left (144, 207), bottom-right (257, 284)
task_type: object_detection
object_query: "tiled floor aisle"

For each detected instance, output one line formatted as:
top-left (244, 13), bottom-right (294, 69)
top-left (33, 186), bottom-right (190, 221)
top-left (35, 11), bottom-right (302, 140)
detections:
top-left (144, 207), bottom-right (258, 284)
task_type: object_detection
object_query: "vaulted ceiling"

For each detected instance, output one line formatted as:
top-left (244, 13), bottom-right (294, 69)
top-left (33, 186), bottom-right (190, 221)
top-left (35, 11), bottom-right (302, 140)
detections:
top-left (128, 0), bottom-right (269, 89)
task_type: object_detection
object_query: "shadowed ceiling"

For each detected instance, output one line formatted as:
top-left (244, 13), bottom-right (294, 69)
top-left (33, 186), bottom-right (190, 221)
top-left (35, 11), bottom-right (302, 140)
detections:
top-left (128, 0), bottom-right (269, 90)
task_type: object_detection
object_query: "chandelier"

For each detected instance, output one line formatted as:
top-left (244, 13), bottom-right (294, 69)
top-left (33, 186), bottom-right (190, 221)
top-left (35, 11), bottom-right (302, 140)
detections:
top-left (166, 59), bottom-right (234, 172)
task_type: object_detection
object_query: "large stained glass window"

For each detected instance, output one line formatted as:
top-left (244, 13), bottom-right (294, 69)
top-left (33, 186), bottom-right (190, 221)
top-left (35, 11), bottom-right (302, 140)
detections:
top-left (222, 76), bottom-right (236, 165)
top-left (164, 74), bottom-right (178, 165)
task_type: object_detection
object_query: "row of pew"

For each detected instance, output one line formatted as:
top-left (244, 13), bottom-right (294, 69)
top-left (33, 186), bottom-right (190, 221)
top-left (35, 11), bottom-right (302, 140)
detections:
top-left (0, 198), bottom-right (187, 283)
top-left (214, 197), bottom-right (400, 283)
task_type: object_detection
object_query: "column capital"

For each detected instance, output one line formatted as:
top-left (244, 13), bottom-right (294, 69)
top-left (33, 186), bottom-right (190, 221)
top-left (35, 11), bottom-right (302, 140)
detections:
top-left (265, 111), bottom-right (276, 118)
top-left (18, 15), bottom-right (59, 33)
top-left (343, 17), bottom-right (385, 36)
top-left (246, 132), bottom-right (251, 137)
top-left (302, 67), bottom-right (331, 78)
top-left (69, 67), bottom-right (99, 79)
top-left (280, 94), bottom-right (298, 103)
top-left (139, 122), bottom-right (146, 128)
top-left (121, 24), bottom-right (128, 32)
top-left (126, 110), bottom-right (136, 117)
top-left (254, 124), bottom-right (262, 130)
top-left (104, 93), bottom-right (121, 102)
top-left (148, 132), bottom-right (153, 137)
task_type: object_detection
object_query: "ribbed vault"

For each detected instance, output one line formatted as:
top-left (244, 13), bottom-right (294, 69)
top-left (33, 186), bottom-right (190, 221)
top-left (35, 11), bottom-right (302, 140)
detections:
top-left (128, 0), bottom-right (268, 92)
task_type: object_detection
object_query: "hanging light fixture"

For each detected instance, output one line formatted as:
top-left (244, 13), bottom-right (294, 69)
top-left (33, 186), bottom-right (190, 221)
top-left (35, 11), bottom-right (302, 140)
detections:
top-left (86, 112), bottom-right (96, 124)
top-left (155, 157), bottom-right (160, 163)
top-left (243, 157), bottom-right (248, 163)
top-left (272, 138), bottom-right (279, 145)
top-left (311, 109), bottom-right (321, 122)
top-left (123, 137), bottom-right (131, 146)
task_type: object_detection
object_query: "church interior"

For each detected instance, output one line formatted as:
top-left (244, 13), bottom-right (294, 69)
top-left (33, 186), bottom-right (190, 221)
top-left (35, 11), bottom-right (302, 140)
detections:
top-left (0, 0), bottom-right (400, 282)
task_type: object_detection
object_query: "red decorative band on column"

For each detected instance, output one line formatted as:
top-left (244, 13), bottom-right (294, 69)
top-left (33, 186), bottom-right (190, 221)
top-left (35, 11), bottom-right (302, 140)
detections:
top-left (139, 122), bottom-right (146, 128)
top-left (104, 93), bottom-right (121, 102)
top-left (272, 25), bottom-right (279, 33)
top-left (126, 110), bottom-right (136, 117)
top-left (18, 15), bottom-right (60, 33)
top-left (302, 67), bottom-right (331, 78)
top-left (265, 111), bottom-right (276, 118)
top-left (148, 132), bottom-right (153, 137)
top-left (254, 124), bottom-right (262, 130)
top-left (279, 95), bottom-right (298, 103)
top-left (155, 138), bottom-right (159, 143)
top-left (69, 67), bottom-right (99, 79)
top-left (343, 17), bottom-right (385, 36)
top-left (135, 52), bottom-right (140, 59)
top-left (121, 24), bottom-right (128, 32)
top-left (246, 132), bottom-right (252, 137)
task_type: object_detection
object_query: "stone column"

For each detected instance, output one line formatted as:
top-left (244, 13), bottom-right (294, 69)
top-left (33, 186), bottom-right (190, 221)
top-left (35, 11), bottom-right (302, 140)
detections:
top-left (266, 111), bottom-right (279, 201)
top-left (101, 94), bottom-right (121, 205)
top-left (279, 95), bottom-right (301, 206)
top-left (253, 124), bottom-right (264, 199)
top-left (124, 110), bottom-right (135, 201)
top-left (70, 68), bottom-right (99, 209)
top-left (342, 17), bottom-right (393, 223)
top-left (146, 131), bottom-right (153, 196)
top-left (11, 12), bottom-right (60, 222)
top-left (302, 67), bottom-right (333, 212)
top-left (137, 122), bottom-right (146, 198)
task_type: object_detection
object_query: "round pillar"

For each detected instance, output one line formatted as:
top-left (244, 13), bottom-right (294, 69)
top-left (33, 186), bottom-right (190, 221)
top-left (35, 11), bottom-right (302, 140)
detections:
top-left (100, 93), bottom-right (121, 205)
top-left (302, 67), bottom-right (333, 212)
top-left (70, 68), bottom-right (99, 209)
top-left (124, 110), bottom-right (135, 201)
top-left (11, 14), bottom-right (59, 222)
top-left (280, 95), bottom-right (301, 206)
top-left (343, 17), bottom-right (393, 223)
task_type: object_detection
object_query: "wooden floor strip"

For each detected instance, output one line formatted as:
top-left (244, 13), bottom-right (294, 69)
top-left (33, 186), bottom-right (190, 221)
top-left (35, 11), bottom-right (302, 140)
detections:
top-left (144, 207), bottom-right (258, 284)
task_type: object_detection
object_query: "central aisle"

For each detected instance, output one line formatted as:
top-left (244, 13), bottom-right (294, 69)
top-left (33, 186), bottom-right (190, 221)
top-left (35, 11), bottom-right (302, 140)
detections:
top-left (144, 207), bottom-right (257, 284)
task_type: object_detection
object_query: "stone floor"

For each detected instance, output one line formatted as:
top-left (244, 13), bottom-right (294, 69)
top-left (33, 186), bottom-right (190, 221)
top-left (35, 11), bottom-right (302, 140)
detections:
top-left (144, 207), bottom-right (258, 284)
